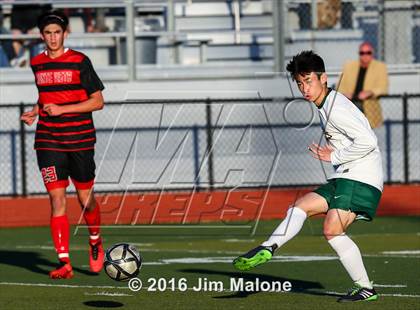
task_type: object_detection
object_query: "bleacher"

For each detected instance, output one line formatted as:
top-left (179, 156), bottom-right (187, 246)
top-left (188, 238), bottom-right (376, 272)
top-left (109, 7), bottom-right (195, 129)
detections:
top-left (156, 0), bottom-right (274, 65)
top-left (0, 1), bottom-right (372, 67)
top-left (0, 0), bottom-right (419, 83)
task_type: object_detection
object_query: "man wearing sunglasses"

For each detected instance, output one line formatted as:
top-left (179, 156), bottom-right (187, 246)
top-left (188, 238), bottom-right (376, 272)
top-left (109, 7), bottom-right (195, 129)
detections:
top-left (338, 42), bottom-right (388, 129)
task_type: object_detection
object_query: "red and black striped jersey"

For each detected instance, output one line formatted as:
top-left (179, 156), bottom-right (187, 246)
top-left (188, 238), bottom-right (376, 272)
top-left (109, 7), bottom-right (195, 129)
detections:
top-left (31, 48), bottom-right (104, 151)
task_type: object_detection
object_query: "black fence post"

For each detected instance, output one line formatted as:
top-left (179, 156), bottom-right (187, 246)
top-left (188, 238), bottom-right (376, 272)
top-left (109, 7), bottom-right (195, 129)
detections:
top-left (192, 125), bottom-right (200, 189)
top-left (402, 93), bottom-right (409, 184)
top-left (19, 102), bottom-right (27, 196)
top-left (11, 130), bottom-right (17, 196)
top-left (205, 98), bottom-right (214, 190)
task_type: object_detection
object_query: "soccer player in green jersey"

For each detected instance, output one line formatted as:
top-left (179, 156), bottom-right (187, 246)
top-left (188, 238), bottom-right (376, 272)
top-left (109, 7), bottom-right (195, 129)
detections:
top-left (233, 51), bottom-right (383, 302)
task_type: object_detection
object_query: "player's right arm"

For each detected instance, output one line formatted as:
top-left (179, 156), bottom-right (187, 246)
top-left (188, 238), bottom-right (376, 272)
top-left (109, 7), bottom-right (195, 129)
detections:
top-left (20, 104), bottom-right (39, 126)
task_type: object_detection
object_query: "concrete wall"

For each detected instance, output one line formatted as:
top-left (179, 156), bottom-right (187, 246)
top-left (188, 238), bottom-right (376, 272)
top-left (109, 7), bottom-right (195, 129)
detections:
top-left (0, 70), bottom-right (419, 104)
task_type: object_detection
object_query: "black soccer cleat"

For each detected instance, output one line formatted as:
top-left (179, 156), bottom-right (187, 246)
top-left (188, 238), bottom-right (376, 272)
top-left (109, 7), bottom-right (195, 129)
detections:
top-left (337, 283), bottom-right (378, 302)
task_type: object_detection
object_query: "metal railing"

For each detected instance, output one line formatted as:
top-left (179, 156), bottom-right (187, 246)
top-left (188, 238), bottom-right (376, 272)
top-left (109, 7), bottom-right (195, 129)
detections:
top-left (1, 0), bottom-right (418, 80)
top-left (0, 0), bottom-right (275, 78)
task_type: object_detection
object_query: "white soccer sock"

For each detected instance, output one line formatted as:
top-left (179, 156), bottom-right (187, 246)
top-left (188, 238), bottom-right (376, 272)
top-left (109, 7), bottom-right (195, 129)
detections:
top-left (328, 234), bottom-right (372, 289)
top-left (261, 207), bottom-right (307, 248)
top-left (90, 234), bottom-right (100, 241)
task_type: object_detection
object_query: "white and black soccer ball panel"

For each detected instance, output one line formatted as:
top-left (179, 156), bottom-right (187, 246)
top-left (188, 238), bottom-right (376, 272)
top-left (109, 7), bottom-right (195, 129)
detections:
top-left (107, 244), bottom-right (125, 261)
top-left (104, 262), bottom-right (119, 280)
top-left (127, 244), bottom-right (141, 262)
top-left (103, 243), bottom-right (142, 281)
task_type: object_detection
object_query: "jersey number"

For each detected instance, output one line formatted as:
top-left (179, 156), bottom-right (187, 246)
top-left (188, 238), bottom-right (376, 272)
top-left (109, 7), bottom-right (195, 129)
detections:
top-left (41, 166), bottom-right (58, 183)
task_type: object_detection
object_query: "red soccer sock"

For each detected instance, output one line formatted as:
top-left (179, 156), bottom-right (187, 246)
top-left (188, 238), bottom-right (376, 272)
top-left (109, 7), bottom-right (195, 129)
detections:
top-left (83, 202), bottom-right (101, 245)
top-left (50, 215), bottom-right (70, 264)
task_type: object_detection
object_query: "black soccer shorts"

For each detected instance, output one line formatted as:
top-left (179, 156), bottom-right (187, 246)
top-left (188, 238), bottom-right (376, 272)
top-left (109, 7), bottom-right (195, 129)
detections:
top-left (36, 150), bottom-right (96, 191)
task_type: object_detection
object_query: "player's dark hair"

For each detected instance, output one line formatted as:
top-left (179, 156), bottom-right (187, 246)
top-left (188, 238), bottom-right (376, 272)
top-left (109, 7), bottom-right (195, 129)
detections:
top-left (37, 10), bottom-right (69, 32)
top-left (286, 50), bottom-right (326, 80)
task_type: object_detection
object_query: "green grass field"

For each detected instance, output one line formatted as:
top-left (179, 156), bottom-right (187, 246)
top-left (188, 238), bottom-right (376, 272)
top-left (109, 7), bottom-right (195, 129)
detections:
top-left (0, 217), bottom-right (419, 310)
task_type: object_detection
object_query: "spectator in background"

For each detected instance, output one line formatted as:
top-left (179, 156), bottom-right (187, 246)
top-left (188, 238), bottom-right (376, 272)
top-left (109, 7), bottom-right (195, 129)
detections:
top-left (0, 7), bottom-right (13, 67)
top-left (10, 4), bottom-right (51, 67)
top-left (63, 8), bottom-right (108, 33)
top-left (92, 8), bottom-right (109, 32)
top-left (338, 42), bottom-right (389, 129)
top-left (295, 0), bottom-right (342, 30)
top-left (317, 0), bottom-right (341, 29)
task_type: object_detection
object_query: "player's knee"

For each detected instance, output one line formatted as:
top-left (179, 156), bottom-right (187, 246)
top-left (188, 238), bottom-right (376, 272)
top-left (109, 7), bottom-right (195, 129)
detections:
top-left (287, 206), bottom-right (308, 218)
top-left (293, 204), bottom-right (315, 217)
top-left (50, 196), bottom-right (66, 215)
top-left (77, 192), bottom-right (91, 207)
top-left (78, 194), bottom-right (96, 211)
top-left (77, 196), bottom-right (87, 208)
top-left (323, 224), bottom-right (344, 240)
top-left (85, 198), bottom-right (97, 212)
top-left (50, 194), bottom-right (64, 206)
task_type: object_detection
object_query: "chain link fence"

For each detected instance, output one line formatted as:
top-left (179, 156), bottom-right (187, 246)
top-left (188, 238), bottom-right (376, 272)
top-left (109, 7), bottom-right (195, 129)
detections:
top-left (0, 94), bottom-right (419, 196)
top-left (286, 0), bottom-right (420, 65)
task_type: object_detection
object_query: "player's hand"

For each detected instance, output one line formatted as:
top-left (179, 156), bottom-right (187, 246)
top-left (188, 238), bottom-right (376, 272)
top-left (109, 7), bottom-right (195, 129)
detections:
top-left (358, 90), bottom-right (373, 100)
top-left (43, 104), bottom-right (64, 116)
top-left (20, 110), bottom-right (38, 126)
top-left (308, 143), bottom-right (333, 162)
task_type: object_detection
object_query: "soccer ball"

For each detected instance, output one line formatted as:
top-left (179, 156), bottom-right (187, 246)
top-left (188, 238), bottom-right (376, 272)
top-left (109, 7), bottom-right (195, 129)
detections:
top-left (103, 243), bottom-right (142, 281)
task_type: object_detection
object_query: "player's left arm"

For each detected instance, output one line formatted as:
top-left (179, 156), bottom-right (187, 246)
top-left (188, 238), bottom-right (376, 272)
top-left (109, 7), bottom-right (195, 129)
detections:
top-left (328, 108), bottom-right (378, 165)
top-left (308, 143), bottom-right (334, 162)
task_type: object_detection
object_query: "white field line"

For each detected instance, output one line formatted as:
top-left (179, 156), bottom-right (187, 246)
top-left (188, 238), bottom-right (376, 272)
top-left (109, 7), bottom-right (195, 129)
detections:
top-left (15, 245), bottom-right (56, 250)
top-left (1, 282), bottom-right (419, 298)
top-left (222, 239), bottom-right (255, 243)
top-left (129, 243), bottom-right (154, 247)
top-left (12, 245), bottom-right (244, 255)
top-left (326, 291), bottom-right (420, 298)
top-left (0, 281), bottom-right (281, 292)
top-left (83, 256), bottom-right (341, 267)
top-left (84, 291), bottom-right (133, 297)
top-left (85, 256), bottom-right (339, 266)
top-left (381, 250), bottom-right (420, 255)
top-left (375, 284), bottom-right (407, 288)
top-left (140, 255), bottom-right (338, 265)
top-left (10, 245), bottom-right (420, 258)
top-left (134, 249), bottom-right (244, 254)
top-left (0, 282), bottom-right (128, 289)
top-left (0, 282), bottom-right (283, 293)
top-left (78, 225), bottom-right (253, 229)
top-left (363, 254), bottom-right (420, 258)
top-left (379, 294), bottom-right (420, 298)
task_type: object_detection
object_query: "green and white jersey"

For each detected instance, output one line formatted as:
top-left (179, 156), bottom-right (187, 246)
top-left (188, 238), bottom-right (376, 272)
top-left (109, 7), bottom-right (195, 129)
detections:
top-left (317, 89), bottom-right (383, 192)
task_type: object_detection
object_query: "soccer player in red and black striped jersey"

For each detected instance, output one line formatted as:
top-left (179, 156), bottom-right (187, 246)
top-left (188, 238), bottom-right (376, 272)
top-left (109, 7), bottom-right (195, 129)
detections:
top-left (21, 10), bottom-right (104, 279)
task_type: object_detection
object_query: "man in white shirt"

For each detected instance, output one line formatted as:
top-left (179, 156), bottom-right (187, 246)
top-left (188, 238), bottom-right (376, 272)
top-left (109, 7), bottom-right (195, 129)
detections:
top-left (233, 51), bottom-right (382, 303)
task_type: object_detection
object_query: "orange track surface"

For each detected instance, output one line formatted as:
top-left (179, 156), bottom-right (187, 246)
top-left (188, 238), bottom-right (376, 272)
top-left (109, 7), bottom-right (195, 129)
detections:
top-left (0, 185), bottom-right (419, 227)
